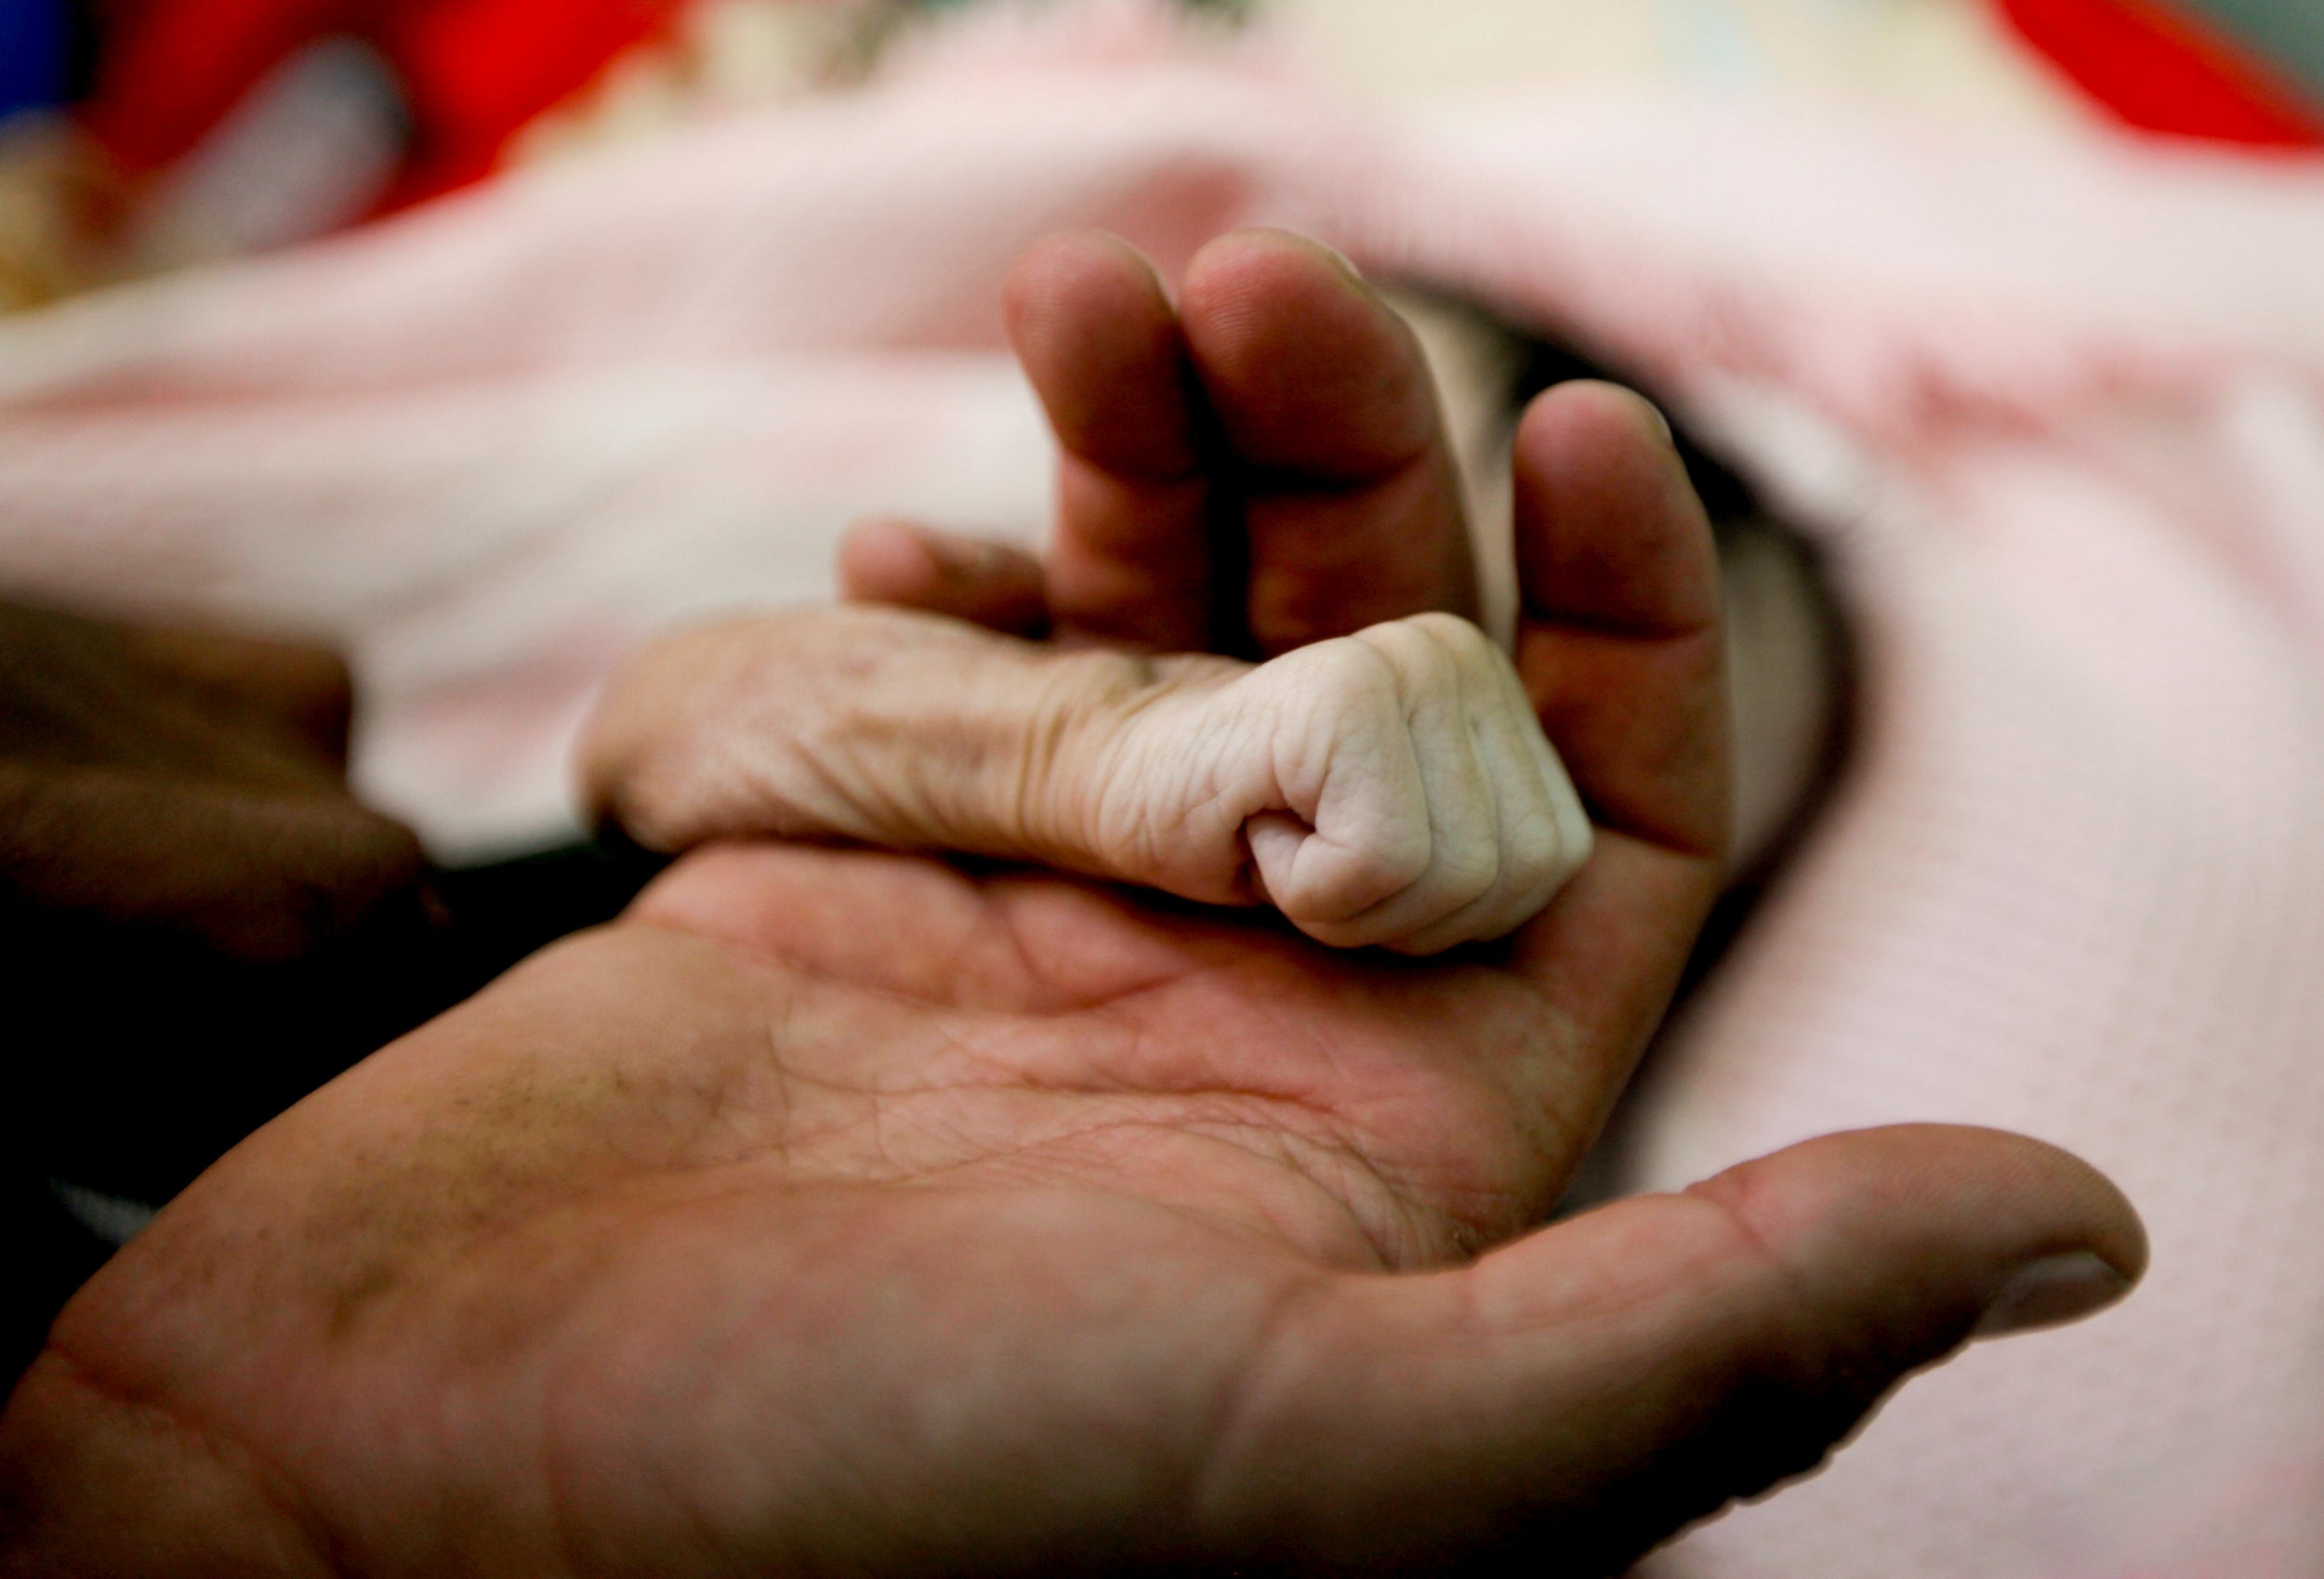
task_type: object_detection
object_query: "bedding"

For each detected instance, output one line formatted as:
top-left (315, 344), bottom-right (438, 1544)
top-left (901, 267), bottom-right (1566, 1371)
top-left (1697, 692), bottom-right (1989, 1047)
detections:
top-left (3, 5), bottom-right (2322, 1571)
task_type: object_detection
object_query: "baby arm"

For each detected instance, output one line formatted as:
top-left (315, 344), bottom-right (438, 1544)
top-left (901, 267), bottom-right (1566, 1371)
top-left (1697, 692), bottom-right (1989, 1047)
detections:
top-left (581, 605), bottom-right (1591, 955)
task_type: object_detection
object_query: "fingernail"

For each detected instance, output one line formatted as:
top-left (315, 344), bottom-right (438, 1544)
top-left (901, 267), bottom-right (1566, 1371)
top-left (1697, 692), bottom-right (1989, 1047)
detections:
top-left (1644, 401), bottom-right (1675, 446)
top-left (1974, 1250), bottom-right (2133, 1339)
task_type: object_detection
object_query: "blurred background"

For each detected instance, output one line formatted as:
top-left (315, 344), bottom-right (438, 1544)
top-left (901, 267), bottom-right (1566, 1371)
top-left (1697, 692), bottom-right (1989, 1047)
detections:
top-left (2, 0), bottom-right (2319, 304)
top-left (4, 3), bottom-right (2324, 1576)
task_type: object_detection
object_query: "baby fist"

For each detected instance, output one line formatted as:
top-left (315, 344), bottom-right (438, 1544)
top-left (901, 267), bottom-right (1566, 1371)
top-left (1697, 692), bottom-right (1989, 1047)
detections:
top-left (1097, 613), bottom-right (1592, 955)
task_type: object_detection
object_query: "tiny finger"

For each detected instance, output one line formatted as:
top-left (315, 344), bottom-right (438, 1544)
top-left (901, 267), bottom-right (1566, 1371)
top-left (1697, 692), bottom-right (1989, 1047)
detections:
top-left (1309, 662), bottom-right (1500, 948)
top-left (1379, 639), bottom-right (1572, 954)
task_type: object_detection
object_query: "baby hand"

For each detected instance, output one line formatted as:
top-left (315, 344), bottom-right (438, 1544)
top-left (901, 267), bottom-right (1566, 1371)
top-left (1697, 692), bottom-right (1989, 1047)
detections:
top-left (583, 607), bottom-right (1590, 955)
top-left (1070, 612), bottom-right (1590, 953)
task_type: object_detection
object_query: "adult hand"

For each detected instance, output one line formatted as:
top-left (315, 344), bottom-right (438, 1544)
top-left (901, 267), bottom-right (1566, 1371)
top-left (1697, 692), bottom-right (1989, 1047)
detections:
top-left (0, 237), bottom-right (2142, 1573)
top-left (838, 229), bottom-right (1478, 655)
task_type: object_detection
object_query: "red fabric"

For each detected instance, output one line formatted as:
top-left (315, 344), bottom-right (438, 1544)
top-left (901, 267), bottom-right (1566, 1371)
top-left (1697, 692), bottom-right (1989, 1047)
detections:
top-left (1995, 0), bottom-right (2324, 148)
top-left (78, 0), bottom-right (349, 173)
top-left (77, 0), bottom-right (684, 206)
top-left (378, 0), bottom-right (678, 203)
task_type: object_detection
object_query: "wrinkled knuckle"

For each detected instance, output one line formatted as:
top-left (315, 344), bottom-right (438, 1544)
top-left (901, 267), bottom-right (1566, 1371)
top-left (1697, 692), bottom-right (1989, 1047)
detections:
top-left (1406, 611), bottom-right (1498, 677)
top-left (1353, 827), bottom-right (1433, 900)
top-left (1406, 609), bottom-right (1487, 651)
top-left (1351, 616), bottom-right (1436, 679)
top-left (1312, 634), bottom-right (1403, 704)
top-left (1283, 828), bottom-right (1430, 925)
top-left (1680, 1171), bottom-right (1843, 1374)
top-left (1336, 790), bottom-right (1433, 898)
top-left (1297, 647), bottom-right (1410, 762)
top-left (1501, 806), bottom-right (1566, 891)
top-left (1432, 826), bottom-right (1502, 907)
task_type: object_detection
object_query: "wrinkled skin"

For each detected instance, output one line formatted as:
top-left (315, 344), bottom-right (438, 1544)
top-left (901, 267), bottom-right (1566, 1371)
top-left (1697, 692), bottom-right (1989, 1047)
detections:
top-left (585, 605), bottom-right (1591, 954)
top-left (0, 231), bottom-right (2144, 1578)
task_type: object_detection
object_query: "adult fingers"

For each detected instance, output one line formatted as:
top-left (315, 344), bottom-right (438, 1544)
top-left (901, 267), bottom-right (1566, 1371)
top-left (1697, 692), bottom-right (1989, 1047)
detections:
top-left (1505, 380), bottom-right (1731, 1084)
top-left (837, 517), bottom-right (1051, 639)
top-left (1180, 230), bottom-right (1477, 655)
top-left (1007, 228), bottom-right (1478, 656)
top-left (1205, 1125), bottom-right (2146, 1575)
top-left (1511, 381), bottom-right (1726, 859)
top-left (1005, 230), bottom-right (1219, 651)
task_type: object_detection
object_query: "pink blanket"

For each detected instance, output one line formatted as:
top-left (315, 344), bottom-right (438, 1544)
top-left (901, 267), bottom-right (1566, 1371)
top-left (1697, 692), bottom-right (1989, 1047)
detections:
top-left (4, 7), bottom-right (2323, 1572)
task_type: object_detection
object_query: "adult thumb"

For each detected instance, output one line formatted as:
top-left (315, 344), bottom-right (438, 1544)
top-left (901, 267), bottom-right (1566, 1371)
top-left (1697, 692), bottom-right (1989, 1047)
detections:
top-left (1204, 1125), bottom-right (2144, 1575)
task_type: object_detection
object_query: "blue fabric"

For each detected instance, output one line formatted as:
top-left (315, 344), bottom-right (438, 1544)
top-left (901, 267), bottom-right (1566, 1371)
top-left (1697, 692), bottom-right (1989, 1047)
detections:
top-left (0, 0), bottom-right (70, 121)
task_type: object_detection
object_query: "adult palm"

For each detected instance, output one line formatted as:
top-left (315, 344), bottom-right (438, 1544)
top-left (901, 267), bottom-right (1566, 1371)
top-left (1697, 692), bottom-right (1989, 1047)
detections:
top-left (0, 238), bottom-right (2141, 1578)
